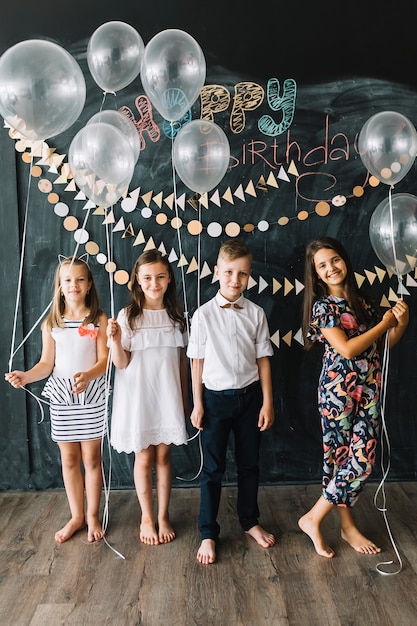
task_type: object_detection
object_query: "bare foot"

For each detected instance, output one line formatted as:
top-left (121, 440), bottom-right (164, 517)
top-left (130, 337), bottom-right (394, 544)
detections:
top-left (298, 513), bottom-right (335, 558)
top-left (87, 515), bottom-right (104, 543)
top-left (197, 539), bottom-right (216, 564)
top-left (55, 518), bottom-right (86, 543)
top-left (140, 520), bottom-right (159, 545)
top-left (341, 527), bottom-right (381, 554)
top-left (245, 524), bottom-right (276, 548)
top-left (158, 517), bottom-right (176, 544)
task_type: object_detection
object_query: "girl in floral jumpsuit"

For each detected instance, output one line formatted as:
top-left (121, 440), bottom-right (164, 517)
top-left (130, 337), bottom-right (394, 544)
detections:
top-left (298, 237), bottom-right (409, 558)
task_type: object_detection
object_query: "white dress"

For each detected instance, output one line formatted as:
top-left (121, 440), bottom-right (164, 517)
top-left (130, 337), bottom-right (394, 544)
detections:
top-left (41, 319), bottom-right (107, 442)
top-left (110, 308), bottom-right (188, 453)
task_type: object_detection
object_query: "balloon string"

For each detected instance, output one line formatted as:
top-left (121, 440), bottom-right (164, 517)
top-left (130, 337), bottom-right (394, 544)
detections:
top-left (175, 195), bottom-right (204, 482)
top-left (98, 207), bottom-right (125, 559)
top-left (388, 186), bottom-right (403, 293)
top-left (9, 206), bottom-right (92, 367)
top-left (8, 151), bottom-right (33, 372)
top-left (373, 331), bottom-right (403, 575)
top-left (170, 123), bottom-right (190, 335)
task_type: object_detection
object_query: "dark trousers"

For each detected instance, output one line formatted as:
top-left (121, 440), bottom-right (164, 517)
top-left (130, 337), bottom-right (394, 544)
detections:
top-left (199, 381), bottom-right (262, 540)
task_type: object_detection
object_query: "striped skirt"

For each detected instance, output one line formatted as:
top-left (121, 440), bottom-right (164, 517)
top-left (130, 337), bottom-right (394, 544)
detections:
top-left (42, 375), bottom-right (108, 442)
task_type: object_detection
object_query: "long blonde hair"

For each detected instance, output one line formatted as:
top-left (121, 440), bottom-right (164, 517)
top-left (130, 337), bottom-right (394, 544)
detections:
top-left (44, 257), bottom-right (102, 330)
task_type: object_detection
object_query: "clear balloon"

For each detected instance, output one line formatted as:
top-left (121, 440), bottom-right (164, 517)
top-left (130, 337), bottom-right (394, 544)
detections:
top-left (141, 29), bottom-right (206, 122)
top-left (172, 120), bottom-right (230, 193)
top-left (69, 122), bottom-right (135, 208)
top-left (358, 111), bottom-right (417, 186)
top-left (0, 39), bottom-right (86, 141)
top-left (87, 21), bottom-right (144, 93)
top-left (87, 110), bottom-right (141, 163)
top-left (369, 192), bottom-right (417, 275)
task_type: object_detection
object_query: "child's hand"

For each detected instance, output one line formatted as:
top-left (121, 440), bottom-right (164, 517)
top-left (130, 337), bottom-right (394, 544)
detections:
top-left (107, 318), bottom-right (121, 341)
top-left (391, 299), bottom-right (409, 327)
top-left (382, 309), bottom-right (397, 329)
top-left (72, 372), bottom-right (89, 394)
top-left (5, 370), bottom-right (27, 388)
top-left (190, 404), bottom-right (204, 430)
top-left (258, 404), bottom-right (275, 431)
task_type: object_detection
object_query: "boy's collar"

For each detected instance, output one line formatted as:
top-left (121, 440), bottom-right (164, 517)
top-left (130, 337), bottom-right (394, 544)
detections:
top-left (215, 291), bottom-right (245, 307)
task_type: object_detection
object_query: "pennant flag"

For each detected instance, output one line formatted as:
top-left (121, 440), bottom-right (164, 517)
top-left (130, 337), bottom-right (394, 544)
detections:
top-left (177, 254), bottom-right (189, 268)
top-left (282, 330), bottom-right (292, 346)
top-left (168, 248), bottom-right (178, 262)
top-left (272, 278), bottom-right (282, 294)
top-left (258, 276), bottom-right (268, 293)
top-left (270, 330), bottom-right (280, 348)
top-left (234, 184), bottom-right (245, 201)
top-left (222, 187), bottom-right (234, 205)
top-left (141, 190), bottom-right (153, 207)
top-left (210, 189), bottom-right (221, 206)
top-left (375, 266), bottom-right (386, 282)
top-left (133, 229), bottom-right (145, 246)
top-left (122, 223), bottom-right (135, 238)
top-left (200, 261), bottom-right (212, 279)
top-left (247, 276), bottom-right (257, 290)
top-left (355, 272), bottom-right (365, 288)
top-left (364, 269), bottom-right (377, 285)
top-left (294, 328), bottom-right (304, 346)
top-left (295, 279), bottom-right (304, 295)
top-left (144, 236), bottom-right (156, 250)
top-left (266, 172), bottom-right (279, 188)
top-left (245, 180), bottom-right (257, 197)
top-left (277, 166), bottom-right (290, 182)
top-left (113, 217), bottom-right (126, 233)
top-left (284, 278), bottom-right (294, 295)
top-left (288, 160), bottom-right (299, 176)
top-left (186, 257), bottom-right (199, 273)
top-left (388, 287), bottom-right (399, 303)
top-left (164, 193), bottom-right (175, 210)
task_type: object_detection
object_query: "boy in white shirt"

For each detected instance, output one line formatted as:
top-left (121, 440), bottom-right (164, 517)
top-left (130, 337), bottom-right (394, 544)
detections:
top-left (187, 239), bottom-right (276, 564)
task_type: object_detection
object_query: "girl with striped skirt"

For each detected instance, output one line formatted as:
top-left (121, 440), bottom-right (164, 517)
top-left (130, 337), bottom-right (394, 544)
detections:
top-left (6, 256), bottom-right (109, 544)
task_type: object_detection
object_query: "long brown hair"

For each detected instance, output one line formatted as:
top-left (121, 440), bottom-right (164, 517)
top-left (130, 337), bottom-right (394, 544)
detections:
top-left (302, 237), bottom-right (376, 350)
top-left (125, 249), bottom-right (185, 332)
top-left (44, 256), bottom-right (102, 330)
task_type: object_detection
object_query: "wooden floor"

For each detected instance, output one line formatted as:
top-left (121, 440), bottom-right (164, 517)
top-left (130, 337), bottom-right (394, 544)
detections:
top-left (1, 483), bottom-right (417, 625)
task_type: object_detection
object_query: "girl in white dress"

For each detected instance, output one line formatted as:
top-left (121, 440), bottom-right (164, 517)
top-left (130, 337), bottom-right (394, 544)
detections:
top-left (107, 249), bottom-right (188, 546)
top-left (6, 256), bottom-right (109, 544)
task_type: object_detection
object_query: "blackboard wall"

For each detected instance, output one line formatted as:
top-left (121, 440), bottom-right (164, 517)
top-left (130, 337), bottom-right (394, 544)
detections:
top-left (1, 2), bottom-right (417, 490)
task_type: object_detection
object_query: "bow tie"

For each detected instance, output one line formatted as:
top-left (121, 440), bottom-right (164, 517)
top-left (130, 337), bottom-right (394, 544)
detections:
top-left (220, 303), bottom-right (243, 309)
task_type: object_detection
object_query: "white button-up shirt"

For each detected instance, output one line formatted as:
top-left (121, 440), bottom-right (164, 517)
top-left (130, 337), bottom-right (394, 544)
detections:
top-left (187, 291), bottom-right (273, 391)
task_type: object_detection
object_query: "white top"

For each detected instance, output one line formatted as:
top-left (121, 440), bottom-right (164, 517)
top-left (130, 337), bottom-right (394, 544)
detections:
top-left (52, 320), bottom-right (98, 378)
top-left (109, 308), bottom-right (188, 453)
top-left (187, 291), bottom-right (273, 391)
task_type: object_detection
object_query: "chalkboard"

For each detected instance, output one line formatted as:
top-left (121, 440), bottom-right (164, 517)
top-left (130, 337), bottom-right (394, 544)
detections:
top-left (1, 10), bottom-right (417, 491)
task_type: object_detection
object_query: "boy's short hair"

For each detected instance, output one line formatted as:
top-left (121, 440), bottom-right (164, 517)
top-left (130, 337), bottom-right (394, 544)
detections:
top-left (217, 239), bottom-right (253, 263)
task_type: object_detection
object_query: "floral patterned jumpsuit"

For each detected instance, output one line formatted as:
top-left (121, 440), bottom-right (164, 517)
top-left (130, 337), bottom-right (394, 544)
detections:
top-left (308, 294), bottom-right (382, 507)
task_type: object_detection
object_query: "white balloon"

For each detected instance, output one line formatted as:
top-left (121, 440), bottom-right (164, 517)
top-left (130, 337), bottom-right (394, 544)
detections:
top-left (69, 122), bottom-right (135, 208)
top-left (172, 120), bottom-right (230, 193)
top-left (87, 110), bottom-right (140, 163)
top-left (141, 29), bottom-right (206, 122)
top-left (87, 21), bottom-right (144, 92)
top-left (0, 39), bottom-right (86, 141)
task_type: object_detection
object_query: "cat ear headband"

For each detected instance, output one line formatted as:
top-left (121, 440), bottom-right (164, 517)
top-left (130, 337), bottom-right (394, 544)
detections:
top-left (58, 253), bottom-right (90, 267)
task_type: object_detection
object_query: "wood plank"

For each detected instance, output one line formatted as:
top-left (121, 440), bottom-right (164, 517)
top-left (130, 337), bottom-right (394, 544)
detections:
top-left (1, 484), bottom-right (417, 625)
